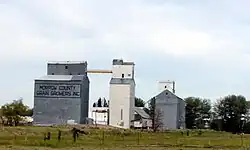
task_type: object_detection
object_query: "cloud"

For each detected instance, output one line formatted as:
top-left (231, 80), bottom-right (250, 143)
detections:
top-left (2, 0), bottom-right (250, 63)
top-left (1, 0), bottom-right (250, 106)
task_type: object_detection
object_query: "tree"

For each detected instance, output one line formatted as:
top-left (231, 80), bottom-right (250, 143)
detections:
top-left (148, 97), bottom-right (163, 132)
top-left (97, 98), bottom-right (102, 107)
top-left (1, 100), bottom-right (30, 126)
top-left (23, 108), bottom-right (33, 116)
top-left (185, 97), bottom-right (211, 129)
top-left (135, 97), bottom-right (145, 107)
top-left (93, 103), bottom-right (96, 107)
top-left (199, 98), bottom-right (212, 128)
top-left (0, 109), bottom-right (4, 125)
top-left (214, 95), bottom-right (248, 133)
top-left (247, 101), bottom-right (250, 109)
top-left (103, 98), bottom-right (108, 107)
top-left (153, 108), bottom-right (163, 131)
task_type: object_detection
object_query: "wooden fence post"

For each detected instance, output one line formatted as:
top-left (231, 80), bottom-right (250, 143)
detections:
top-left (57, 130), bottom-right (61, 141)
top-left (137, 132), bottom-right (140, 145)
top-left (101, 130), bottom-right (105, 145)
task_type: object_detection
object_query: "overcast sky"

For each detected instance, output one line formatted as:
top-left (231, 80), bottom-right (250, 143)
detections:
top-left (1, 0), bottom-right (250, 107)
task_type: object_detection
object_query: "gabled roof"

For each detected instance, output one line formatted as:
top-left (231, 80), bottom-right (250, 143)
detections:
top-left (35, 75), bottom-right (87, 81)
top-left (134, 107), bottom-right (150, 119)
top-left (150, 89), bottom-right (184, 102)
top-left (48, 61), bottom-right (87, 64)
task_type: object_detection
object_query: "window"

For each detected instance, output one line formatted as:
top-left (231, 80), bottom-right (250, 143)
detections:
top-left (122, 74), bottom-right (124, 78)
top-left (52, 73), bottom-right (54, 75)
top-left (164, 86), bottom-right (167, 88)
top-left (128, 74), bottom-right (131, 77)
top-left (121, 109), bottom-right (123, 120)
top-left (69, 73), bottom-right (72, 75)
top-left (65, 66), bottom-right (68, 69)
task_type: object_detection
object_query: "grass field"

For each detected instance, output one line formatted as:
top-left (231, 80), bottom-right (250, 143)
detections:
top-left (0, 126), bottom-right (248, 149)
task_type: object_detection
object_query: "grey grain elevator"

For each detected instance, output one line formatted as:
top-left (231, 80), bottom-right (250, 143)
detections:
top-left (33, 61), bottom-right (89, 125)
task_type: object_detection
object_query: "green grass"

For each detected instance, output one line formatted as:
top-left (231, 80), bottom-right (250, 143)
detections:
top-left (0, 126), bottom-right (248, 149)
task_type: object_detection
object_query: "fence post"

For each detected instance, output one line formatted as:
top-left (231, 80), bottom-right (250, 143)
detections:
top-left (137, 132), bottom-right (140, 145)
top-left (57, 130), bottom-right (61, 142)
top-left (73, 130), bottom-right (77, 143)
top-left (12, 134), bottom-right (16, 145)
top-left (101, 130), bottom-right (104, 145)
top-left (44, 133), bottom-right (47, 141)
top-left (122, 132), bottom-right (124, 143)
top-left (25, 135), bottom-right (28, 143)
top-left (47, 132), bottom-right (51, 140)
top-left (176, 135), bottom-right (178, 145)
top-left (241, 133), bottom-right (244, 147)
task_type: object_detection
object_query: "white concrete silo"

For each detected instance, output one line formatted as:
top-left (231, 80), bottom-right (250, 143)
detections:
top-left (109, 59), bottom-right (135, 129)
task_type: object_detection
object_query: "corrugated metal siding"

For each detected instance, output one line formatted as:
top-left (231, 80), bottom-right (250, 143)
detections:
top-left (179, 99), bottom-right (186, 128)
top-left (33, 76), bottom-right (89, 125)
top-left (80, 76), bottom-right (89, 124)
top-left (47, 62), bottom-right (87, 75)
top-left (33, 98), bottom-right (81, 125)
top-left (154, 89), bottom-right (186, 129)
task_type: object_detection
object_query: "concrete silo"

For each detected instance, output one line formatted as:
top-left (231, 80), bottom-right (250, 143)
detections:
top-left (109, 59), bottom-right (135, 129)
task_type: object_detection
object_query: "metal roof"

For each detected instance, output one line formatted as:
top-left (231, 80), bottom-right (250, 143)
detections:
top-left (155, 89), bottom-right (184, 101)
top-left (35, 75), bottom-right (86, 81)
top-left (134, 107), bottom-right (150, 119)
top-left (48, 61), bottom-right (87, 64)
top-left (112, 59), bottom-right (135, 65)
top-left (110, 78), bottom-right (135, 84)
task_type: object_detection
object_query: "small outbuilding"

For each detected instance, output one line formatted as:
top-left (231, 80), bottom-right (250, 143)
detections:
top-left (131, 107), bottom-right (152, 129)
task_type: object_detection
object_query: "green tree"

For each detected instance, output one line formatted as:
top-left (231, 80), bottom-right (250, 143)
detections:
top-left (243, 122), bottom-right (250, 133)
top-left (246, 101), bottom-right (250, 109)
top-left (214, 95), bottom-right (248, 133)
top-left (23, 108), bottom-right (33, 116)
top-left (97, 97), bottom-right (102, 107)
top-left (135, 97), bottom-right (145, 107)
top-left (103, 98), bottom-right (108, 107)
top-left (1, 100), bottom-right (30, 126)
top-left (185, 97), bottom-right (211, 129)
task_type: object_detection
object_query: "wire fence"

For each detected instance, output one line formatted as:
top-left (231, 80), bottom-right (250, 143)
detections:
top-left (0, 127), bottom-right (250, 149)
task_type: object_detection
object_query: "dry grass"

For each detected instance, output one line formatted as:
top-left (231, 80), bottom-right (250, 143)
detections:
top-left (0, 146), bottom-right (218, 150)
top-left (0, 126), bottom-right (248, 149)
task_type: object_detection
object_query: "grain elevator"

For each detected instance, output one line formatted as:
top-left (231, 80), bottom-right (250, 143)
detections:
top-left (109, 59), bottom-right (135, 129)
top-left (33, 61), bottom-right (89, 125)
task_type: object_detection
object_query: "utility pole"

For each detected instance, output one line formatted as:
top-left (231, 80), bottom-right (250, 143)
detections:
top-left (151, 97), bottom-right (156, 131)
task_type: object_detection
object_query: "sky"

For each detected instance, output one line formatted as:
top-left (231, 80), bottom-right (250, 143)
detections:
top-left (1, 0), bottom-right (250, 107)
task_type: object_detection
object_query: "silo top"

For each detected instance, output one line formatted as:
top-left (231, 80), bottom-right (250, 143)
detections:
top-left (47, 61), bottom-right (88, 75)
top-left (48, 61), bottom-right (87, 65)
top-left (112, 59), bottom-right (134, 65)
top-left (35, 75), bottom-right (87, 81)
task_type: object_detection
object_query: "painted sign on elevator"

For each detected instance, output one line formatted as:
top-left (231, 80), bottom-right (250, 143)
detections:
top-left (35, 84), bottom-right (81, 98)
